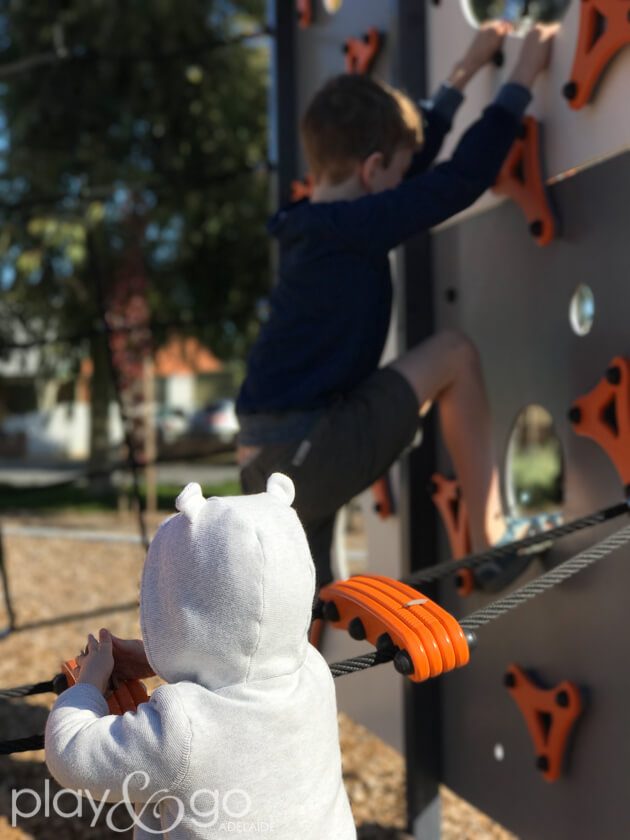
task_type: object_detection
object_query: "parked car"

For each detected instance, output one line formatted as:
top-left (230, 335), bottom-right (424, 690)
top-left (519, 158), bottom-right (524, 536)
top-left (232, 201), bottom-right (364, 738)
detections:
top-left (156, 406), bottom-right (190, 445)
top-left (189, 399), bottom-right (239, 445)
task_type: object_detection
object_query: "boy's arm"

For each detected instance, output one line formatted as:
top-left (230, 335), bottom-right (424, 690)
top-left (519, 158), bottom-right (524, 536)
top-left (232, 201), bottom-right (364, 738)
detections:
top-left (408, 86), bottom-right (464, 176)
top-left (45, 683), bottom-right (192, 802)
top-left (339, 24), bottom-right (558, 254)
top-left (409, 22), bottom-right (511, 176)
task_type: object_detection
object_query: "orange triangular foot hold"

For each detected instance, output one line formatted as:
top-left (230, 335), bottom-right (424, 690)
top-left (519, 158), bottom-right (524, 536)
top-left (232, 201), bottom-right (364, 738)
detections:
top-left (343, 28), bottom-right (382, 75)
top-left (505, 664), bottom-right (583, 782)
top-left (320, 575), bottom-right (470, 683)
top-left (569, 357), bottom-right (630, 493)
top-left (291, 174), bottom-right (314, 202)
top-left (430, 473), bottom-right (473, 595)
top-left (372, 474), bottom-right (394, 520)
top-left (297, 0), bottom-right (313, 29)
top-left (563, 0), bottom-right (630, 110)
top-left (62, 659), bottom-right (149, 715)
top-left (492, 117), bottom-right (556, 247)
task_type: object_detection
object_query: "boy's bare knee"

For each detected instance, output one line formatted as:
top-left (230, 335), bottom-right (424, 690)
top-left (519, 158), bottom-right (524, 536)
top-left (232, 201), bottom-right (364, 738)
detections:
top-left (437, 329), bottom-right (481, 370)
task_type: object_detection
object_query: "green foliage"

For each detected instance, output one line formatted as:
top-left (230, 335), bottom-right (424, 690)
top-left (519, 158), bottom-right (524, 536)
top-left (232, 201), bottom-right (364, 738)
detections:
top-left (0, 0), bottom-right (269, 364)
top-left (510, 440), bottom-right (563, 513)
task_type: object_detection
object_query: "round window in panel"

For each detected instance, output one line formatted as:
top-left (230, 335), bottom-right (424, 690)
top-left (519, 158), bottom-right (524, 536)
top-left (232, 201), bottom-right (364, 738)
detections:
top-left (323, 0), bottom-right (343, 13)
top-left (569, 283), bottom-right (595, 337)
top-left (461, 0), bottom-right (571, 31)
top-left (504, 405), bottom-right (564, 517)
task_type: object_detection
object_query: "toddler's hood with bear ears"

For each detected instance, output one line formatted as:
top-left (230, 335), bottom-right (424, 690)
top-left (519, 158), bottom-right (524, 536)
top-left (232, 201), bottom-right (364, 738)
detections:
top-left (140, 474), bottom-right (315, 691)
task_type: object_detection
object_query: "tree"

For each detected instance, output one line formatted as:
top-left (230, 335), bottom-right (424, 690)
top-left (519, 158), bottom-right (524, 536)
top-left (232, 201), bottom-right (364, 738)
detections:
top-left (0, 0), bottom-right (269, 463)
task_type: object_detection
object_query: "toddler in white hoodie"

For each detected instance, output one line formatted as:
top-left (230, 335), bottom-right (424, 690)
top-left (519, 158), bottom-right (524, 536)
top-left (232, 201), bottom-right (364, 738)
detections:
top-left (45, 473), bottom-right (356, 839)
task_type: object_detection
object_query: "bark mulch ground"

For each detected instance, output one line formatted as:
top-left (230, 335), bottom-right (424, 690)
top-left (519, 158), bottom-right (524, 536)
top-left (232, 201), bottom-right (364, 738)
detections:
top-left (0, 513), bottom-right (516, 838)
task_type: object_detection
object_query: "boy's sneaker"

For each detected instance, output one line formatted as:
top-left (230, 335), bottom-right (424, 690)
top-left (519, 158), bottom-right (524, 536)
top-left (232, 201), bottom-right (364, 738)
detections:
top-left (473, 512), bottom-right (560, 594)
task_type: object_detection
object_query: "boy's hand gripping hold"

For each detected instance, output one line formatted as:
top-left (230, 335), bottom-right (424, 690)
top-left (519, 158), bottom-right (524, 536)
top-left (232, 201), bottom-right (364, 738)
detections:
top-left (509, 23), bottom-right (560, 88)
top-left (448, 21), bottom-right (513, 91)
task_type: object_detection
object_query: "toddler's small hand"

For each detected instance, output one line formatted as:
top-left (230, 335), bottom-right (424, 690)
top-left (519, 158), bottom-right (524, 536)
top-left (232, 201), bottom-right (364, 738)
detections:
top-left (76, 629), bottom-right (114, 695)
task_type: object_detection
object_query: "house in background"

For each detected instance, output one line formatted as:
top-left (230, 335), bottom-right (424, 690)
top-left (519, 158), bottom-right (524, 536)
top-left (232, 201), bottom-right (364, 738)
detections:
top-left (0, 334), bottom-right (236, 460)
top-left (154, 335), bottom-right (236, 412)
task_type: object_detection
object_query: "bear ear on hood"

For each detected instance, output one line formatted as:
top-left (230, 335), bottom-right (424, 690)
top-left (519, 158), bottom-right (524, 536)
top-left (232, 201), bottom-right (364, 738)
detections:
top-left (266, 473), bottom-right (295, 506)
top-left (176, 482), bottom-right (207, 522)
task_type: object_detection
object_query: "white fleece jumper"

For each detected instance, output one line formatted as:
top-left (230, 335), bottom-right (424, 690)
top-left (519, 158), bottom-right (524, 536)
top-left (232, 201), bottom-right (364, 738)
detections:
top-left (45, 474), bottom-right (356, 839)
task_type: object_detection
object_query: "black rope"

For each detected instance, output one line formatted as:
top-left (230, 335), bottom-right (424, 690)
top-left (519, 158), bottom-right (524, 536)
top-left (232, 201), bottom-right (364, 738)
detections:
top-left (460, 521), bottom-right (630, 633)
top-left (0, 734), bottom-right (44, 755)
top-left (0, 653), bottom-right (394, 756)
top-left (405, 500), bottom-right (630, 586)
top-left (0, 677), bottom-right (64, 700)
top-left (0, 674), bottom-right (66, 755)
top-left (323, 505), bottom-right (630, 679)
top-left (329, 649), bottom-right (395, 678)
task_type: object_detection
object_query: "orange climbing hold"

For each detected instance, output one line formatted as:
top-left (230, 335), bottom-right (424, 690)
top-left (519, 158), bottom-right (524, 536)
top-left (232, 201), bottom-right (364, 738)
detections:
top-left (319, 575), bottom-right (470, 682)
top-left (569, 357), bottom-right (630, 492)
top-left (343, 28), bottom-right (382, 75)
top-left (505, 664), bottom-right (583, 782)
top-left (291, 174), bottom-right (314, 202)
top-left (563, 0), bottom-right (630, 110)
top-left (296, 0), bottom-right (313, 29)
top-left (492, 117), bottom-right (555, 247)
top-left (372, 475), bottom-right (394, 520)
top-left (62, 659), bottom-right (149, 715)
top-left (430, 473), bottom-right (473, 595)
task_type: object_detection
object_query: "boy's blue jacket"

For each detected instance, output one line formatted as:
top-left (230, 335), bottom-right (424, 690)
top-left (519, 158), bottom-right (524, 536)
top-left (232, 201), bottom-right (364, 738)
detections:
top-left (237, 84), bottom-right (531, 424)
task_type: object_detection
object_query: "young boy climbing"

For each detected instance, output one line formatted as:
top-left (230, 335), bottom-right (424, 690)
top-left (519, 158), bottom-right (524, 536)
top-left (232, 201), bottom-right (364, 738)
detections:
top-left (236, 22), bottom-right (559, 591)
top-left (45, 476), bottom-right (356, 839)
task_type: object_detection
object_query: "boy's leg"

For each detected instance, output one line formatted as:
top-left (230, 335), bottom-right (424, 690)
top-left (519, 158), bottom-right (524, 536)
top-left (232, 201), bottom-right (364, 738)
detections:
top-left (239, 368), bottom-right (422, 586)
top-left (390, 329), bottom-right (504, 551)
top-left (239, 442), bottom-right (337, 586)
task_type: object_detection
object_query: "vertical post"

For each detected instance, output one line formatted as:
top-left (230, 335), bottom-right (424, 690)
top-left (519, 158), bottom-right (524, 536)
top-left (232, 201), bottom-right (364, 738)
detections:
top-left (396, 2), bottom-right (442, 837)
top-left (143, 356), bottom-right (157, 515)
top-left (268, 0), bottom-right (297, 208)
top-left (0, 528), bottom-right (16, 636)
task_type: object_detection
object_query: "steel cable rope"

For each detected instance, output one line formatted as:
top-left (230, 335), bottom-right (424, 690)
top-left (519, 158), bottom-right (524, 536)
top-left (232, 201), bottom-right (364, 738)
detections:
top-left (3, 520), bottom-right (630, 753)
top-left (404, 499), bottom-right (630, 586)
top-left (327, 519), bottom-right (630, 677)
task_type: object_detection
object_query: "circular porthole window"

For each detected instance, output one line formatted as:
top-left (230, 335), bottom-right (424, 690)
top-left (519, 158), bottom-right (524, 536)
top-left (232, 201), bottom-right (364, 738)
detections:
top-left (323, 0), bottom-right (343, 13)
top-left (505, 405), bottom-right (563, 517)
top-left (461, 0), bottom-right (571, 30)
top-left (569, 283), bottom-right (595, 337)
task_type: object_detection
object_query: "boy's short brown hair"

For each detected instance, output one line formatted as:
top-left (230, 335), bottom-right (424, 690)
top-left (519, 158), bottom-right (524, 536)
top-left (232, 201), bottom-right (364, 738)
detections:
top-left (300, 74), bottom-right (424, 185)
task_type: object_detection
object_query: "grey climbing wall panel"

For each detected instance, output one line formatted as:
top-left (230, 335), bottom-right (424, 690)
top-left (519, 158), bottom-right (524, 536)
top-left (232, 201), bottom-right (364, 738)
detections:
top-left (430, 150), bottom-right (630, 840)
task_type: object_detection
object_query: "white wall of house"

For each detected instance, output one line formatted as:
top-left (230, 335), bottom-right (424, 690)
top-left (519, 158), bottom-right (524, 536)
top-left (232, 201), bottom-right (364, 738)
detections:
top-left (163, 374), bottom-right (195, 411)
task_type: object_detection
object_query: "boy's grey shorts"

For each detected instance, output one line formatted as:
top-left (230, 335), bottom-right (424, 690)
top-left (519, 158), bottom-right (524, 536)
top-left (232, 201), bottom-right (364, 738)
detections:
top-left (239, 367), bottom-right (420, 586)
